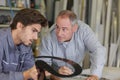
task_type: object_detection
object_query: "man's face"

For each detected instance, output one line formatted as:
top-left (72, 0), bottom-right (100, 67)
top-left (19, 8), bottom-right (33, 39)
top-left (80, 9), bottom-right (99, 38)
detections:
top-left (19, 24), bottom-right (41, 46)
top-left (55, 17), bottom-right (76, 42)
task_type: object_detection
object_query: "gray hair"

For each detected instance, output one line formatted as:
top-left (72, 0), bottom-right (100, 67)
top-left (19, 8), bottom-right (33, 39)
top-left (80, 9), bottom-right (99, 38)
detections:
top-left (57, 10), bottom-right (78, 26)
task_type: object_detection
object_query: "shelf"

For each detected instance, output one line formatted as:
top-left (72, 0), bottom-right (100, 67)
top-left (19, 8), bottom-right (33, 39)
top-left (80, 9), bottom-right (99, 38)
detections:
top-left (0, 6), bottom-right (23, 11)
top-left (0, 6), bottom-right (40, 11)
top-left (0, 24), bottom-right (9, 27)
top-left (0, 7), bottom-right (41, 28)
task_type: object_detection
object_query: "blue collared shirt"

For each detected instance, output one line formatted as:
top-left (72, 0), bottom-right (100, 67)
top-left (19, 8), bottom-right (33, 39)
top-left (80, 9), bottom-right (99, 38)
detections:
top-left (0, 28), bottom-right (35, 80)
top-left (39, 20), bottom-right (106, 78)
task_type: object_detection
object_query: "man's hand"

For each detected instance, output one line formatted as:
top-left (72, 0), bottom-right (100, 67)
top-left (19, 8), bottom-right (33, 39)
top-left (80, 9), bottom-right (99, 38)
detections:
top-left (86, 75), bottom-right (99, 80)
top-left (58, 66), bottom-right (73, 75)
top-left (23, 65), bottom-right (38, 80)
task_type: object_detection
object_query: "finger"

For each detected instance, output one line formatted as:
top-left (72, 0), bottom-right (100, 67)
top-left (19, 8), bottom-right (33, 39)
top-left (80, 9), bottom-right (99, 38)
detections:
top-left (29, 71), bottom-right (38, 80)
top-left (59, 68), bottom-right (72, 75)
top-left (62, 66), bottom-right (73, 74)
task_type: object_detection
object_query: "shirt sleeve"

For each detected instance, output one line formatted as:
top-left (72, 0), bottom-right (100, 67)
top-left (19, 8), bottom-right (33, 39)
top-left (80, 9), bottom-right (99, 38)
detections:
top-left (38, 35), bottom-right (53, 65)
top-left (21, 47), bottom-right (35, 71)
top-left (82, 25), bottom-right (106, 78)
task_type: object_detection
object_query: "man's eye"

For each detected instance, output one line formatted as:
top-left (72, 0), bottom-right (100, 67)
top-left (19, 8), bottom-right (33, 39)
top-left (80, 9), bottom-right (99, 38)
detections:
top-left (62, 28), bottom-right (66, 31)
top-left (56, 25), bottom-right (59, 29)
top-left (33, 29), bottom-right (36, 32)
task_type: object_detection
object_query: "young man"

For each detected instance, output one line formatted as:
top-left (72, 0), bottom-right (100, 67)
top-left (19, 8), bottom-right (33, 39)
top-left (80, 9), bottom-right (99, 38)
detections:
top-left (0, 8), bottom-right (47, 80)
top-left (39, 10), bottom-right (106, 80)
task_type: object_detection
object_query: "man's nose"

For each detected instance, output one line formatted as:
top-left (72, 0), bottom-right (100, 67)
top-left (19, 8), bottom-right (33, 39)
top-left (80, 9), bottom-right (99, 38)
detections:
top-left (33, 34), bottom-right (38, 40)
top-left (57, 29), bottom-right (63, 36)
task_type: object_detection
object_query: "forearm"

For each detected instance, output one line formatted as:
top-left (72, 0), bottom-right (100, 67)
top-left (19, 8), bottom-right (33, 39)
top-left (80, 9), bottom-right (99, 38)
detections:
top-left (90, 65), bottom-right (104, 78)
top-left (23, 65), bottom-right (38, 80)
top-left (90, 47), bottom-right (106, 78)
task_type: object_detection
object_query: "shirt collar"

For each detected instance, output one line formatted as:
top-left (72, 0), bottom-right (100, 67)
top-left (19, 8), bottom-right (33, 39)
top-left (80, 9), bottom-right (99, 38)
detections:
top-left (7, 28), bottom-right (17, 50)
top-left (58, 33), bottom-right (75, 48)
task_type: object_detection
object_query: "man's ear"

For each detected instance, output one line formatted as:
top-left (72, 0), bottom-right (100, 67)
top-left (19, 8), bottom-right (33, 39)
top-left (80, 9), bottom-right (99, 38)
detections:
top-left (72, 24), bottom-right (78, 32)
top-left (16, 22), bottom-right (23, 30)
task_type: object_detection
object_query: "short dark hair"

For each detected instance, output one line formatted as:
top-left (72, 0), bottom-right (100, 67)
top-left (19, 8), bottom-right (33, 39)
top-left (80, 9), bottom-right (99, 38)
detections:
top-left (10, 8), bottom-right (48, 30)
